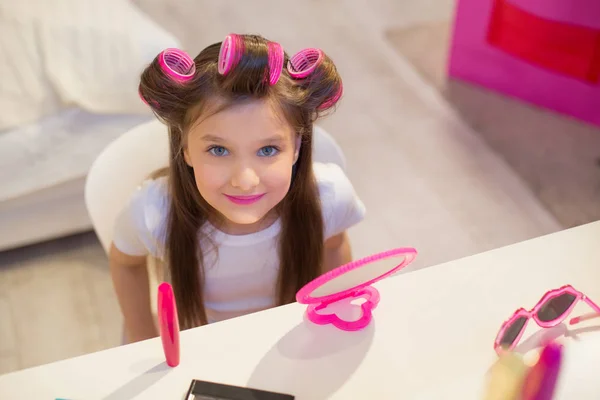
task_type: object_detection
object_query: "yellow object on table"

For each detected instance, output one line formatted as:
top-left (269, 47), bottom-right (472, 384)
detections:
top-left (483, 351), bottom-right (529, 400)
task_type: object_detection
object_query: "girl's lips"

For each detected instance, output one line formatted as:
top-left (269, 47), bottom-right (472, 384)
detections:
top-left (224, 194), bottom-right (265, 205)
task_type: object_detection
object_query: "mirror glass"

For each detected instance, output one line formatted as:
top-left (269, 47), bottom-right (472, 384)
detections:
top-left (310, 254), bottom-right (408, 298)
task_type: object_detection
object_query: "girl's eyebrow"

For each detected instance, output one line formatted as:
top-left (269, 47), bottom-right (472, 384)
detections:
top-left (200, 133), bottom-right (287, 144)
top-left (260, 134), bottom-right (286, 144)
top-left (199, 134), bottom-right (226, 143)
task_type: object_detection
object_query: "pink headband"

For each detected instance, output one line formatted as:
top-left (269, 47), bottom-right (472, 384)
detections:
top-left (218, 34), bottom-right (284, 85)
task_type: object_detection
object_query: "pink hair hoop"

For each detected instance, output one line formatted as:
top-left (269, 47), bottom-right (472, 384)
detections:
top-left (287, 48), bottom-right (323, 79)
top-left (218, 34), bottom-right (284, 86)
top-left (296, 247), bottom-right (417, 331)
top-left (158, 48), bottom-right (196, 82)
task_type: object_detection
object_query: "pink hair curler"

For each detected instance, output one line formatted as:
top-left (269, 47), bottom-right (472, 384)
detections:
top-left (157, 282), bottom-right (180, 367)
top-left (138, 88), bottom-right (149, 106)
top-left (287, 48), bottom-right (324, 79)
top-left (218, 34), bottom-right (284, 86)
top-left (296, 248), bottom-right (417, 331)
top-left (218, 34), bottom-right (244, 76)
top-left (158, 48), bottom-right (196, 82)
top-left (267, 41), bottom-right (284, 85)
top-left (318, 81), bottom-right (343, 110)
top-left (138, 87), bottom-right (159, 109)
top-left (138, 89), bottom-right (160, 108)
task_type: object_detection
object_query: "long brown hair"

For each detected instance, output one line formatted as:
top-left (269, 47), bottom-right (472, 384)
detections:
top-left (138, 34), bottom-right (343, 329)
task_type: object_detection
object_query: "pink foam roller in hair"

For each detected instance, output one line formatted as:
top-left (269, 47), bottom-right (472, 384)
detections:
top-left (157, 282), bottom-right (180, 367)
top-left (138, 87), bottom-right (159, 109)
top-left (267, 41), bottom-right (284, 85)
top-left (287, 48), bottom-right (324, 79)
top-left (218, 34), bottom-right (244, 76)
top-left (158, 48), bottom-right (196, 82)
top-left (138, 88), bottom-right (149, 106)
top-left (319, 81), bottom-right (344, 110)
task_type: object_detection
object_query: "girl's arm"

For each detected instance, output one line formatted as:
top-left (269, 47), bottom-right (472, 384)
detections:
top-left (323, 231), bottom-right (353, 272)
top-left (109, 243), bottom-right (158, 343)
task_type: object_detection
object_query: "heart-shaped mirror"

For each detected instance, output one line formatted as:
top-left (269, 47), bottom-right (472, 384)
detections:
top-left (296, 247), bottom-right (417, 331)
top-left (307, 286), bottom-right (380, 331)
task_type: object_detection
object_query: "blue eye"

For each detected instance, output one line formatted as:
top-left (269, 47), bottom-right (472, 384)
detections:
top-left (208, 146), bottom-right (229, 157)
top-left (257, 146), bottom-right (279, 157)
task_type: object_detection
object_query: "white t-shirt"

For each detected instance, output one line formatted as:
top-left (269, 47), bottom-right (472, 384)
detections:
top-left (113, 162), bottom-right (366, 323)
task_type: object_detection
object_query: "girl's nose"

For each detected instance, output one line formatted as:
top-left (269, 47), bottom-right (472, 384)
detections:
top-left (230, 166), bottom-right (259, 191)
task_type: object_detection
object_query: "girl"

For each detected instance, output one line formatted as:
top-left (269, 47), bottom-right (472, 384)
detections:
top-left (110, 34), bottom-right (366, 343)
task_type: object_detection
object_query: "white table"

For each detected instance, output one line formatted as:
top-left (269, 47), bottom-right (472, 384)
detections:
top-left (2, 222), bottom-right (600, 399)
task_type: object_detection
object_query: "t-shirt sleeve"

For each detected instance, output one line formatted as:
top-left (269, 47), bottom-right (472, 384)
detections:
top-left (112, 178), bottom-right (168, 258)
top-left (315, 163), bottom-right (366, 239)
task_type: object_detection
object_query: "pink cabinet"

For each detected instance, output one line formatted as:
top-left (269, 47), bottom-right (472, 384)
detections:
top-left (448, 0), bottom-right (600, 126)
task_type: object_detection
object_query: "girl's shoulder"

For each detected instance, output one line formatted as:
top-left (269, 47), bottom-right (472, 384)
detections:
top-left (134, 175), bottom-right (170, 208)
top-left (313, 162), bottom-right (366, 239)
top-left (133, 175), bottom-right (170, 235)
top-left (112, 176), bottom-right (170, 258)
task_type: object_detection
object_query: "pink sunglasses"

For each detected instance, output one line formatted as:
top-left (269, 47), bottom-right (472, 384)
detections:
top-left (494, 284), bottom-right (600, 353)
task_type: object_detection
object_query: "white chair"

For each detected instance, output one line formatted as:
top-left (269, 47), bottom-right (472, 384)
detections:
top-left (312, 125), bottom-right (347, 172)
top-left (84, 119), bottom-right (347, 329)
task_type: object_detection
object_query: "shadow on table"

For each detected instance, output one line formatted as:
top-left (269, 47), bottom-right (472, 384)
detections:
top-left (514, 323), bottom-right (600, 355)
top-left (102, 361), bottom-right (172, 400)
top-left (247, 314), bottom-right (375, 399)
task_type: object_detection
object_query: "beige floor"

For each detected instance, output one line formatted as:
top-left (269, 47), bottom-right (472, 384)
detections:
top-left (0, 0), bottom-right (570, 375)
top-left (0, 233), bottom-right (121, 375)
top-left (385, 21), bottom-right (600, 228)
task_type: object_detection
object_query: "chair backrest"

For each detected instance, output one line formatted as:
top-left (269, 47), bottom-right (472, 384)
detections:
top-left (312, 125), bottom-right (347, 171)
top-left (85, 121), bottom-right (346, 253)
top-left (85, 120), bottom-right (168, 253)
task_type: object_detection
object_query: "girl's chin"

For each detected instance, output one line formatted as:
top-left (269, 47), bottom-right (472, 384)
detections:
top-left (217, 212), bottom-right (265, 229)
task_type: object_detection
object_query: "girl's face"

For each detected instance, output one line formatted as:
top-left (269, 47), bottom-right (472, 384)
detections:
top-left (184, 100), bottom-right (299, 234)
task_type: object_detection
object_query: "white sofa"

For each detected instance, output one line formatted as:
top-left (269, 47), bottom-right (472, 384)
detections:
top-left (0, 0), bottom-right (180, 251)
top-left (0, 110), bottom-right (151, 250)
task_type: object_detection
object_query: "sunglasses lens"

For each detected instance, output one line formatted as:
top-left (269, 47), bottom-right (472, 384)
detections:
top-left (537, 292), bottom-right (577, 322)
top-left (499, 316), bottom-right (528, 347)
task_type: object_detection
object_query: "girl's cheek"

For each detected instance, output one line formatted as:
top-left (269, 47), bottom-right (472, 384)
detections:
top-left (195, 164), bottom-right (228, 187)
top-left (262, 164), bottom-right (294, 190)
